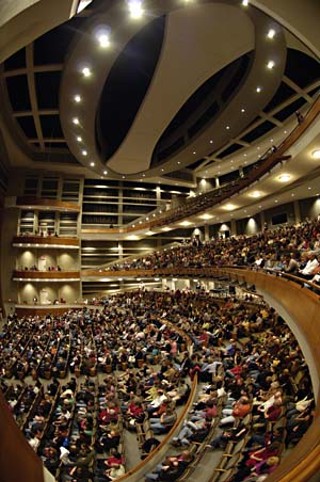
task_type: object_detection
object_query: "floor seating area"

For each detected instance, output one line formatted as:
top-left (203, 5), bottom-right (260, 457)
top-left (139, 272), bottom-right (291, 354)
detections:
top-left (0, 288), bottom-right (316, 481)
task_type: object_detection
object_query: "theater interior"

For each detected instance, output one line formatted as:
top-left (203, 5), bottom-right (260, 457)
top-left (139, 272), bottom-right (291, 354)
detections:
top-left (0, 1), bottom-right (320, 481)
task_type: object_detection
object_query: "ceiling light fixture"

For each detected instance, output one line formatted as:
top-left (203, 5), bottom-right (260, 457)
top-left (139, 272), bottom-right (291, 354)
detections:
top-left (224, 203), bottom-right (237, 211)
top-left (278, 173), bottom-right (291, 183)
top-left (312, 149), bottom-right (320, 159)
top-left (199, 213), bottom-right (213, 220)
top-left (82, 150), bottom-right (88, 156)
top-left (226, 125), bottom-right (230, 130)
top-left (267, 60), bottom-right (275, 69)
top-left (97, 33), bottom-right (110, 48)
top-left (241, 108), bottom-right (245, 113)
top-left (76, 136), bottom-right (82, 142)
top-left (72, 117), bottom-right (80, 125)
top-left (256, 86), bottom-right (262, 93)
top-left (249, 190), bottom-right (262, 198)
top-left (267, 28), bottom-right (276, 39)
top-left (74, 94), bottom-right (82, 103)
top-left (81, 66), bottom-right (92, 77)
top-left (242, 0), bottom-right (249, 6)
top-left (128, 1), bottom-right (144, 19)
top-left (90, 162), bottom-right (95, 167)
top-left (103, 170), bottom-right (108, 175)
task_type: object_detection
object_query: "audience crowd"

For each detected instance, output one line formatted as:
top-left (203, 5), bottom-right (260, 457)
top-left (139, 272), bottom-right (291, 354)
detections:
top-left (0, 287), bottom-right (315, 482)
top-left (106, 219), bottom-right (320, 286)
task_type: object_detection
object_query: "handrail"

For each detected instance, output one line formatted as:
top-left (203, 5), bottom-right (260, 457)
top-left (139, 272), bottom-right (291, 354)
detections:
top-left (12, 270), bottom-right (81, 280)
top-left (12, 235), bottom-right (79, 246)
top-left (114, 374), bottom-right (198, 482)
top-left (16, 197), bottom-right (80, 212)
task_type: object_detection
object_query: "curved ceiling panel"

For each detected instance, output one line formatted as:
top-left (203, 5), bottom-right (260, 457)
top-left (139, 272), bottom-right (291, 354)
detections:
top-left (107, 3), bottom-right (255, 175)
top-left (150, 52), bottom-right (254, 168)
top-left (96, 15), bottom-right (166, 161)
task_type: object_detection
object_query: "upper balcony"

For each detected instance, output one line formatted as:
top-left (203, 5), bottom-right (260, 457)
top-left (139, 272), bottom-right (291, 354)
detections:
top-left (12, 235), bottom-right (79, 249)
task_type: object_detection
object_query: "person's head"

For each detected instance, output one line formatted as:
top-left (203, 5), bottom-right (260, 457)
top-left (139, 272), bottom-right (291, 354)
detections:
top-left (267, 456), bottom-right (280, 466)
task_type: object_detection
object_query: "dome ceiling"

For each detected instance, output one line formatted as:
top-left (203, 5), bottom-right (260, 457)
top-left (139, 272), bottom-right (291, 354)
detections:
top-left (0, 0), bottom-right (319, 185)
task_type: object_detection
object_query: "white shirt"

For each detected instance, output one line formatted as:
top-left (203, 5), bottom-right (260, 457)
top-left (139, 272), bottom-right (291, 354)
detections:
top-left (301, 258), bottom-right (319, 275)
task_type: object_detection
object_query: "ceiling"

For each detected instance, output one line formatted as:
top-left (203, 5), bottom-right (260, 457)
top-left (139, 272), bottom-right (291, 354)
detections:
top-left (0, 0), bottom-right (320, 227)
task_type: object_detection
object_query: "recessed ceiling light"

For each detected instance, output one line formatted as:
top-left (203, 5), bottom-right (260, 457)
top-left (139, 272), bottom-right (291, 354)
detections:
top-left (210, 139), bottom-right (213, 144)
top-left (267, 60), bottom-right (275, 70)
top-left (103, 170), bottom-right (108, 175)
top-left (241, 108), bottom-right (245, 113)
top-left (199, 213), bottom-right (213, 220)
top-left (81, 66), bottom-right (92, 77)
top-left (82, 150), bottom-right (88, 156)
top-left (256, 86), bottom-right (262, 93)
top-left (284, 130), bottom-right (287, 134)
top-left (224, 203), bottom-right (237, 211)
top-left (76, 136), bottom-right (82, 142)
top-left (226, 125), bottom-right (230, 130)
top-left (180, 220), bottom-right (192, 226)
top-left (312, 149), bottom-right (320, 159)
top-left (267, 28), bottom-right (276, 39)
top-left (242, 0), bottom-right (249, 6)
top-left (308, 186), bottom-right (312, 190)
top-left (72, 117), bottom-right (80, 125)
top-left (74, 94), bottom-right (82, 103)
top-left (193, 151), bottom-right (196, 155)
top-left (90, 162), bottom-right (95, 167)
top-left (244, 153), bottom-right (247, 157)
top-left (161, 168), bottom-right (164, 172)
top-left (291, 193), bottom-right (295, 197)
top-left (249, 190), bottom-right (262, 198)
top-left (278, 173), bottom-right (291, 183)
top-left (142, 173), bottom-right (146, 177)
top-left (122, 176), bottom-right (125, 179)
top-left (128, 0), bottom-right (144, 19)
top-left (275, 199), bottom-right (278, 203)
top-left (97, 33), bottom-right (110, 48)
top-left (177, 161), bottom-right (181, 164)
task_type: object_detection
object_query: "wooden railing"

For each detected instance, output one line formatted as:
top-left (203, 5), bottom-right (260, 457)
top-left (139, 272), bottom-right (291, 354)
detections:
top-left (16, 197), bottom-right (80, 212)
top-left (114, 374), bottom-right (198, 482)
top-left (0, 391), bottom-right (44, 482)
top-left (12, 270), bottom-right (80, 280)
top-left (12, 235), bottom-right (79, 247)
